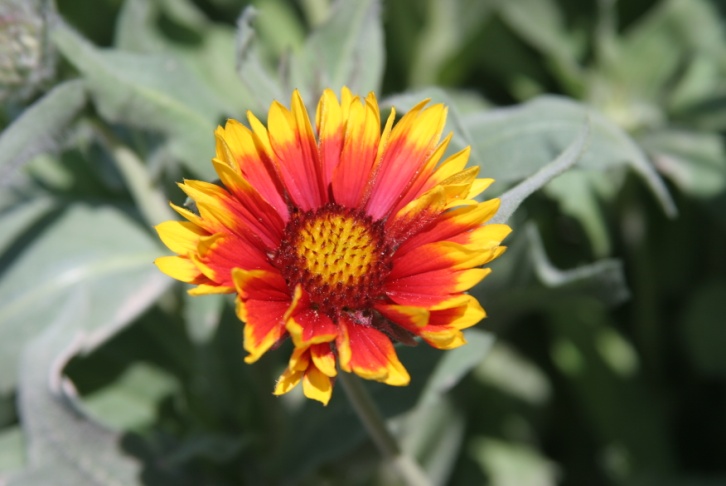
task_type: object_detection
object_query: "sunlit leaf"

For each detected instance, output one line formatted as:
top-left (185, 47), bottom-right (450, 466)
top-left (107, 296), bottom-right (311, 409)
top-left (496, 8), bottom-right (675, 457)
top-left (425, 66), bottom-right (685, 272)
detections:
top-left (0, 80), bottom-right (86, 186)
top-left (252, 0), bottom-right (306, 59)
top-left (236, 0), bottom-right (384, 112)
top-left (469, 438), bottom-right (559, 486)
top-left (115, 0), bottom-right (249, 116)
top-left (6, 292), bottom-right (142, 485)
top-left (0, 204), bottom-right (168, 392)
top-left (490, 119), bottom-right (589, 224)
top-left (234, 6), bottom-right (286, 114)
top-left (81, 362), bottom-right (178, 431)
top-left (462, 96), bottom-right (676, 216)
top-left (640, 129), bottom-right (726, 198)
top-left (0, 196), bottom-right (56, 256)
top-left (52, 20), bottom-right (224, 179)
top-left (0, 426), bottom-right (24, 473)
top-left (289, 0), bottom-right (384, 101)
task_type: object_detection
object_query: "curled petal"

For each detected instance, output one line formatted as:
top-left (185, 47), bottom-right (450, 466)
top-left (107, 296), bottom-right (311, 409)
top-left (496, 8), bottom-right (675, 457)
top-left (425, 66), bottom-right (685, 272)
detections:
top-left (284, 286), bottom-right (338, 347)
top-left (303, 365), bottom-right (333, 405)
top-left (337, 316), bottom-right (410, 386)
top-left (310, 343), bottom-right (337, 377)
top-left (274, 344), bottom-right (335, 406)
top-left (233, 269), bottom-right (291, 363)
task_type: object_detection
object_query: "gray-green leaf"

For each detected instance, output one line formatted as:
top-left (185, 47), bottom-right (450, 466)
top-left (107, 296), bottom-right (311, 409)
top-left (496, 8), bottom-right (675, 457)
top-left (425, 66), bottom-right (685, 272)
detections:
top-left (0, 80), bottom-right (87, 188)
top-left (0, 204), bottom-right (169, 392)
top-left (51, 20), bottom-right (225, 179)
top-left (289, 0), bottom-right (384, 100)
top-left (463, 95), bottom-right (677, 217)
top-left (5, 292), bottom-right (142, 486)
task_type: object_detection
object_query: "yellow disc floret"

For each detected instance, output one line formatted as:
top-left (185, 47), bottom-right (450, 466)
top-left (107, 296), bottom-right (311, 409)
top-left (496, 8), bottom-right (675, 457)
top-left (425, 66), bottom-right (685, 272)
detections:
top-left (297, 212), bottom-right (376, 287)
top-left (274, 203), bottom-right (392, 317)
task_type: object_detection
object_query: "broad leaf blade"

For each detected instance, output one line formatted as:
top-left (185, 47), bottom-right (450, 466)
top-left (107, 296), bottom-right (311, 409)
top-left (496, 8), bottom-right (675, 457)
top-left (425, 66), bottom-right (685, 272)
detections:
top-left (290, 0), bottom-right (384, 98)
top-left (0, 204), bottom-right (169, 392)
top-left (234, 7), bottom-right (285, 114)
top-left (0, 80), bottom-right (87, 187)
top-left (490, 119), bottom-right (589, 224)
top-left (6, 292), bottom-right (142, 486)
top-left (640, 129), bottom-right (726, 198)
top-left (51, 21), bottom-right (224, 179)
top-left (463, 95), bottom-right (676, 216)
top-left (115, 0), bottom-right (249, 116)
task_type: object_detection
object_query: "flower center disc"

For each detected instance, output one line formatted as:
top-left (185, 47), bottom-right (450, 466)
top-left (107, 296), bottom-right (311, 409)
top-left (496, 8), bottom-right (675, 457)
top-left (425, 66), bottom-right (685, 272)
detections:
top-left (274, 203), bottom-right (392, 316)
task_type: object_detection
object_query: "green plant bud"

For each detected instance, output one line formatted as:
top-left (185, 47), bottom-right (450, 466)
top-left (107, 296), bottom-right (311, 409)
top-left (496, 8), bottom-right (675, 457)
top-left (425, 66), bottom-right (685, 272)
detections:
top-left (0, 0), bottom-right (56, 102)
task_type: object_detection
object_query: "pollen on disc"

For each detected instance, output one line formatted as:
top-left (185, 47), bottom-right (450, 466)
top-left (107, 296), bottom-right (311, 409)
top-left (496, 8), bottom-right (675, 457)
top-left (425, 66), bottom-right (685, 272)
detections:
top-left (274, 203), bottom-right (393, 316)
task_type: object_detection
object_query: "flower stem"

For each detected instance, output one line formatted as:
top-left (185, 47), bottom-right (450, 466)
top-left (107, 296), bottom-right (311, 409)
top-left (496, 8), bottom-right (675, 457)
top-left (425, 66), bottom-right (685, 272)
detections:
top-left (338, 372), bottom-right (432, 486)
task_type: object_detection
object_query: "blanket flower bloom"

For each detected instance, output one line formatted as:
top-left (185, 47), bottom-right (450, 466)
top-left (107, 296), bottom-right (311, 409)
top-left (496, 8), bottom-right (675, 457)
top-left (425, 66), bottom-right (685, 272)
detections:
top-left (155, 88), bottom-right (511, 405)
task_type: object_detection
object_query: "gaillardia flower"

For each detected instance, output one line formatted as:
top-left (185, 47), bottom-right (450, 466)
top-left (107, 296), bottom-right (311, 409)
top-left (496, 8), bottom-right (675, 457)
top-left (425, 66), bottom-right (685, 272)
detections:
top-left (155, 88), bottom-right (510, 405)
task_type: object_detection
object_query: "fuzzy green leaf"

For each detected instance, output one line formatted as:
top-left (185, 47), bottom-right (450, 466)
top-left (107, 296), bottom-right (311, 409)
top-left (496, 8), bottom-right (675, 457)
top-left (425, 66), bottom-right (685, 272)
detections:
top-left (52, 20), bottom-right (224, 179)
top-left (463, 96), bottom-right (676, 216)
top-left (5, 292), bottom-right (142, 486)
top-left (289, 0), bottom-right (384, 98)
top-left (0, 204), bottom-right (168, 392)
top-left (0, 80), bottom-right (86, 187)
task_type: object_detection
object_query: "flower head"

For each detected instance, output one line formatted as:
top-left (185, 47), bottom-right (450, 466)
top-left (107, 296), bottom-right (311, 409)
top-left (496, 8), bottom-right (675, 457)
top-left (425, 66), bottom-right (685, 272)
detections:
top-left (155, 88), bottom-right (511, 405)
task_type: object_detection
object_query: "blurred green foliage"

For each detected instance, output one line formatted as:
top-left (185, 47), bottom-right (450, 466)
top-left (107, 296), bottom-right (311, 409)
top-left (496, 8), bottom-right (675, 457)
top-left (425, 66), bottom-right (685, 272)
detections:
top-left (1, 0), bottom-right (725, 485)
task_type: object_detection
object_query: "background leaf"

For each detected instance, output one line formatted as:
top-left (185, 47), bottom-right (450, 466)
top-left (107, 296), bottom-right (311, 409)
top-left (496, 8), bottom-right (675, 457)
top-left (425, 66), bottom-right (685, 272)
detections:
top-left (5, 292), bottom-right (142, 486)
top-left (640, 130), bottom-right (726, 198)
top-left (234, 6), bottom-right (286, 114)
top-left (236, 0), bottom-right (384, 112)
top-left (0, 80), bottom-right (87, 187)
top-left (469, 438), bottom-right (559, 486)
top-left (461, 96), bottom-right (676, 216)
top-left (114, 0), bottom-right (249, 117)
top-left (491, 119), bottom-right (589, 224)
top-left (288, 0), bottom-right (384, 100)
top-left (0, 204), bottom-right (168, 392)
top-left (51, 21), bottom-right (225, 179)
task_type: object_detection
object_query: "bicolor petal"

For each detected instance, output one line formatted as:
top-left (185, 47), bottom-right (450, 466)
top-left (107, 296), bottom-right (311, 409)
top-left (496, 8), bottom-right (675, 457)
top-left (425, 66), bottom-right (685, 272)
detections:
top-left (154, 86), bottom-right (510, 404)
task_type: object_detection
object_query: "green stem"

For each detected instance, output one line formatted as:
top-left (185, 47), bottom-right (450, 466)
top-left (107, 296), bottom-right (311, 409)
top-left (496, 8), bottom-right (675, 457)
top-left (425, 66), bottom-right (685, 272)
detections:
top-left (338, 372), bottom-right (432, 486)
